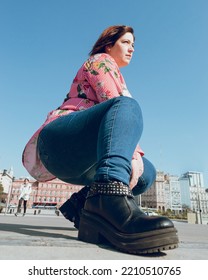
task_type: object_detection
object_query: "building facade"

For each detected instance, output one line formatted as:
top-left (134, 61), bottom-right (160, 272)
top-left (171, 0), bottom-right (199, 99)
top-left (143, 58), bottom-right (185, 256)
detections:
top-left (140, 171), bottom-right (208, 213)
top-left (141, 171), bottom-right (182, 213)
top-left (164, 174), bottom-right (182, 212)
top-left (141, 171), bottom-right (167, 211)
top-left (0, 167), bottom-right (14, 193)
top-left (8, 178), bottom-right (83, 210)
top-left (180, 171), bottom-right (208, 214)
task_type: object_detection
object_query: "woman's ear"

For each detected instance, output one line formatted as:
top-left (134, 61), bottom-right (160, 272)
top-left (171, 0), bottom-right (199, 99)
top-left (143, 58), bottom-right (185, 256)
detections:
top-left (105, 45), bottom-right (111, 53)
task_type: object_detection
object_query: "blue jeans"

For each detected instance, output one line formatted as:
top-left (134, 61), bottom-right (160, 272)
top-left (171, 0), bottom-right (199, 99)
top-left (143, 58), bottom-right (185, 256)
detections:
top-left (37, 96), bottom-right (156, 195)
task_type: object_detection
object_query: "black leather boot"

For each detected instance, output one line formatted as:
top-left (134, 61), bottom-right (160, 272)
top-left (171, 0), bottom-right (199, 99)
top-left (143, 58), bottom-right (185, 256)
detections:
top-left (78, 181), bottom-right (179, 254)
top-left (59, 186), bottom-right (90, 229)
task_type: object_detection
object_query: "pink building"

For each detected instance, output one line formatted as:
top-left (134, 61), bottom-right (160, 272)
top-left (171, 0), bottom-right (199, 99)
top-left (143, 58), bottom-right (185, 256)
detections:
top-left (9, 178), bottom-right (83, 209)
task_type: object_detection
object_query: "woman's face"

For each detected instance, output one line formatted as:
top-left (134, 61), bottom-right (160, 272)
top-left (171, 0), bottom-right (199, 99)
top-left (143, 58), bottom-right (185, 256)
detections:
top-left (106, 32), bottom-right (134, 67)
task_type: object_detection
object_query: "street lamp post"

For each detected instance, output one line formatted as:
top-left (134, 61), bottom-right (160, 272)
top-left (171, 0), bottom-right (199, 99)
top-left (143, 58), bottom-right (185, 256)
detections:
top-left (197, 192), bottom-right (202, 224)
top-left (195, 184), bottom-right (202, 224)
top-left (205, 189), bottom-right (208, 214)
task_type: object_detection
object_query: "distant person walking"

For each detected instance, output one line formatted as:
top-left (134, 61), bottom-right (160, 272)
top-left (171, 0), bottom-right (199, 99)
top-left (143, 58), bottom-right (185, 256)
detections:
top-left (15, 178), bottom-right (32, 216)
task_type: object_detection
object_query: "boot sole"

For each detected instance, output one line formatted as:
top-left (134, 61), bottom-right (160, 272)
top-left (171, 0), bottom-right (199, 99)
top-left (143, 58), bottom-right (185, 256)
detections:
top-left (78, 210), bottom-right (179, 255)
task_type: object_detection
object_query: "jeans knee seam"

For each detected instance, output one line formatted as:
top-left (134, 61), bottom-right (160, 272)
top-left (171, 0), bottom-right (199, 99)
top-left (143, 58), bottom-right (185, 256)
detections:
top-left (105, 100), bottom-right (120, 180)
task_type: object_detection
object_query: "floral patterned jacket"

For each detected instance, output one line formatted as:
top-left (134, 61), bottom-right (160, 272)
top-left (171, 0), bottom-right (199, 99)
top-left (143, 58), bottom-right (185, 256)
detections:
top-left (22, 53), bottom-right (144, 182)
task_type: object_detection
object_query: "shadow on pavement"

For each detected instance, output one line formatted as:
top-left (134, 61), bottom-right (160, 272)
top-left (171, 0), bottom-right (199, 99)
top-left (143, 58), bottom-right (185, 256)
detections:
top-left (0, 223), bottom-right (77, 240)
top-left (0, 220), bottom-right (167, 258)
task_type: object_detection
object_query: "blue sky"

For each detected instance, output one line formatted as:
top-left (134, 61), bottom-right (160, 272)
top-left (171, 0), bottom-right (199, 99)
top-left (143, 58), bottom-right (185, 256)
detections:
top-left (0, 0), bottom-right (208, 185)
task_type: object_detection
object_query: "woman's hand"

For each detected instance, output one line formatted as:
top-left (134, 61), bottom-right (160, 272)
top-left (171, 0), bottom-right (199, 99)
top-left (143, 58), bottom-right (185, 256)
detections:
top-left (129, 155), bottom-right (144, 190)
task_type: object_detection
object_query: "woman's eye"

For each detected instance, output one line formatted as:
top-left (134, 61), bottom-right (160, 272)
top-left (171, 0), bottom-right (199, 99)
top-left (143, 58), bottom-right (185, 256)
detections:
top-left (123, 40), bottom-right (134, 48)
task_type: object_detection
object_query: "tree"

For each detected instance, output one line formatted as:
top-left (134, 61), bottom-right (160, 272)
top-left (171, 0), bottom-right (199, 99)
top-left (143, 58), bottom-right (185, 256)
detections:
top-left (0, 183), bottom-right (7, 203)
top-left (0, 182), bottom-right (7, 213)
top-left (182, 204), bottom-right (192, 213)
top-left (0, 182), bottom-right (3, 193)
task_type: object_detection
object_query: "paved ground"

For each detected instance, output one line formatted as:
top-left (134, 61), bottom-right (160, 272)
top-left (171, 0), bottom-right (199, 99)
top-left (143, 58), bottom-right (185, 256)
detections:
top-left (0, 212), bottom-right (208, 260)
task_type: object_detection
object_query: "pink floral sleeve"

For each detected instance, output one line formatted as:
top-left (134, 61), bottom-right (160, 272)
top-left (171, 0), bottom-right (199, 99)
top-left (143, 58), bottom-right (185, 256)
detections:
top-left (83, 54), bottom-right (125, 102)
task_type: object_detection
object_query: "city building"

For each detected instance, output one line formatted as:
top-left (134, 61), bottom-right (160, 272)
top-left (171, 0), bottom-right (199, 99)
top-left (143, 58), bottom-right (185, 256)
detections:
top-left (141, 171), bottom-right (182, 213)
top-left (146, 171), bottom-right (208, 214)
top-left (5, 177), bottom-right (83, 211)
top-left (179, 174), bottom-right (191, 209)
top-left (164, 174), bottom-right (182, 212)
top-left (180, 171), bottom-right (208, 214)
top-left (141, 171), bottom-right (166, 211)
top-left (0, 167), bottom-right (14, 193)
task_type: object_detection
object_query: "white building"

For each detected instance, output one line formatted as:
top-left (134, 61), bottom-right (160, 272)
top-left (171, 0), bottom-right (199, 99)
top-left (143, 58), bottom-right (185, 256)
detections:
top-left (180, 171), bottom-right (208, 214)
top-left (0, 167), bottom-right (14, 193)
top-left (164, 174), bottom-right (182, 212)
